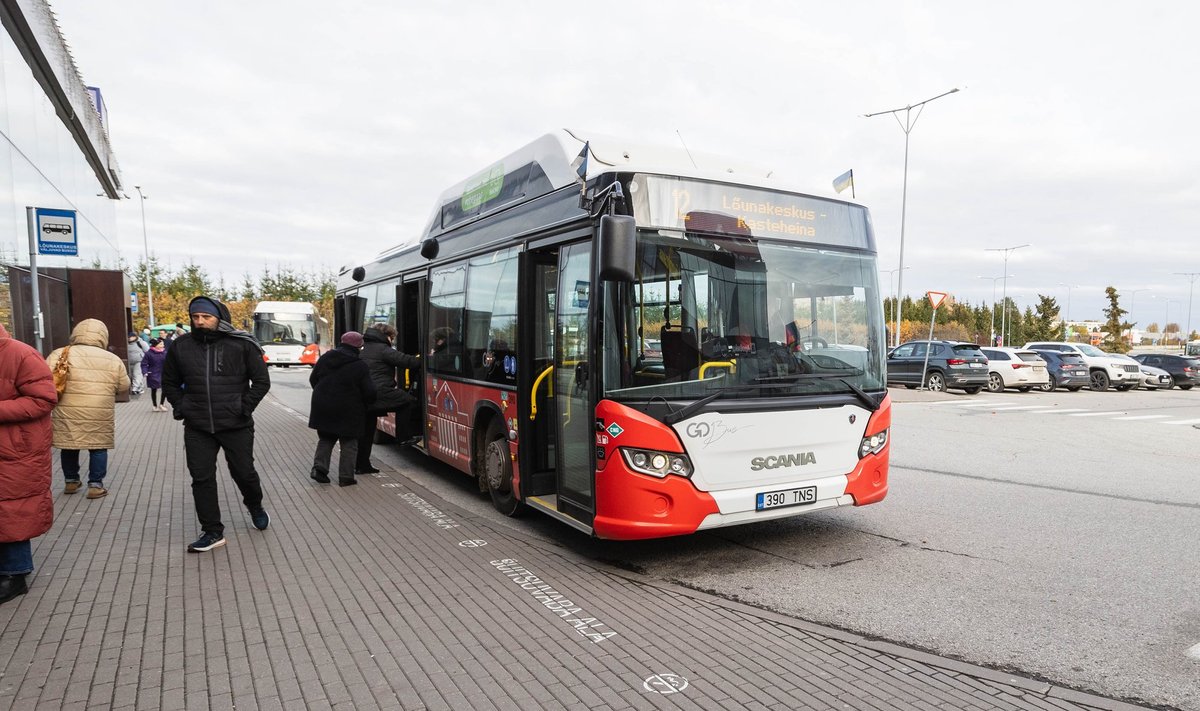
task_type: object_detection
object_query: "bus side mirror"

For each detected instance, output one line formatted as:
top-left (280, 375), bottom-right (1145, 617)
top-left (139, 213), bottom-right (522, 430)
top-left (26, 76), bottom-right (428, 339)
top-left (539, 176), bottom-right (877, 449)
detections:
top-left (598, 214), bottom-right (635, 282)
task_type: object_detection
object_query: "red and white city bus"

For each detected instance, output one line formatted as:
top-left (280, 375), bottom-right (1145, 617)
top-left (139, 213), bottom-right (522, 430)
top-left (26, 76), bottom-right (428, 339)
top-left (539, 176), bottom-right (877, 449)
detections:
top-left (336, 131), bottom-right (891, 540)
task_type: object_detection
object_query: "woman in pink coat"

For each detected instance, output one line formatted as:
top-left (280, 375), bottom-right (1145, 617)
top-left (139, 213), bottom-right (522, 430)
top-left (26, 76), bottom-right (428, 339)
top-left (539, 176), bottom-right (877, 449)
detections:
top-left (0, 323), bottom-right (57, 605)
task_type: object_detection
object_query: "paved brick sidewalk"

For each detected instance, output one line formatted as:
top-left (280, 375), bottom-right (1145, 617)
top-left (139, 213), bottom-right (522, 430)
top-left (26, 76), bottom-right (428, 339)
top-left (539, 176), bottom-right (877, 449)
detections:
top-left (0, 395), bottom-right (1154, 711)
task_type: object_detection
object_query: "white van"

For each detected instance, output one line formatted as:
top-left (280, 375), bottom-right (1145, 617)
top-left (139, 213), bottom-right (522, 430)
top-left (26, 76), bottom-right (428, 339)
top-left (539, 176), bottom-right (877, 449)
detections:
top-left (1022, 341), bottom-right (1140, 391)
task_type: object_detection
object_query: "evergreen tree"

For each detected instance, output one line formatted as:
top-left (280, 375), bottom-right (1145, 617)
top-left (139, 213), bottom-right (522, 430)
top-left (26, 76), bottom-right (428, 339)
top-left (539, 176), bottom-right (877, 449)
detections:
top-left (1100, 286), bottom-right (1130, 353)
top-left (1024, 294), bottom-right (1064, 342)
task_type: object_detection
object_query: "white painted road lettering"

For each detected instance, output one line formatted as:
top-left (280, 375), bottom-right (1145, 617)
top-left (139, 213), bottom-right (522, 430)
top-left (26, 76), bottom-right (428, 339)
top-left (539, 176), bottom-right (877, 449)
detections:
top-left (490, 559), bottom-right (617, 643)
top-left (643, 673), bottom-right (688, 694)
top-left (399, 492), bottom-right (460, 529)
top-left (458, 539), bottom-right (488, 548)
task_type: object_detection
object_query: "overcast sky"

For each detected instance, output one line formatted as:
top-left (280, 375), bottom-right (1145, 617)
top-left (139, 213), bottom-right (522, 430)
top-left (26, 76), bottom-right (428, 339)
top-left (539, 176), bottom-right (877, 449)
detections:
top-left (51, 1), bottom-right (1200, 327)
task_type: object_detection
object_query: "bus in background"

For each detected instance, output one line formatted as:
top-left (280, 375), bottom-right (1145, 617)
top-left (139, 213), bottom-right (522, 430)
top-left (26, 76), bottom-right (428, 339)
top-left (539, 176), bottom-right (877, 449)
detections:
top-left (253, 301), bottom-right (330, 366)
top-left (336, 130), bottom-right (890, 540)
top-left (1186, 340), bottom-right (1200, 357)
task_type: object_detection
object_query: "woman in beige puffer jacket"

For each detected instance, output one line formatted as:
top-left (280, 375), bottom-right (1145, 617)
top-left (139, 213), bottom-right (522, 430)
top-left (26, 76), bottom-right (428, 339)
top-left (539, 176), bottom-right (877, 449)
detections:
top-left (45, 319), bottom-right (130, 499)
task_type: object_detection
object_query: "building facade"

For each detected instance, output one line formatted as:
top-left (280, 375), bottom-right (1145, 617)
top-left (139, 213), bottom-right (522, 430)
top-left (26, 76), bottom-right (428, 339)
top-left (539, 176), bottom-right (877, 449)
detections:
top-left (1, 0), bottom-right (126, 351)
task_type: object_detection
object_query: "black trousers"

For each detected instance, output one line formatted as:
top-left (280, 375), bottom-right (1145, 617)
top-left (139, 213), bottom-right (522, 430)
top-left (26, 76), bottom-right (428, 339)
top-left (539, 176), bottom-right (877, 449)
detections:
top-left (356, 399), bottom-right (414, 470)
top-left (184, 425), bottom-right (263, 537)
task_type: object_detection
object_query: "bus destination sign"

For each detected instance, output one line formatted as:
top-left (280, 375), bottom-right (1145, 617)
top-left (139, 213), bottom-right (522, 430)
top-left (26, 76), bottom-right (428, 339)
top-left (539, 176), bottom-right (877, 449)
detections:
top-left (630, 175), bottom-right (871, 250)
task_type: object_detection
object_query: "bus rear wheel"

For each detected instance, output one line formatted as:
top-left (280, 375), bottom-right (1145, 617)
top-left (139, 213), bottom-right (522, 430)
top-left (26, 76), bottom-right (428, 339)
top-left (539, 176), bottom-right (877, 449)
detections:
top-left (483, 422), bottom-right (522, 517)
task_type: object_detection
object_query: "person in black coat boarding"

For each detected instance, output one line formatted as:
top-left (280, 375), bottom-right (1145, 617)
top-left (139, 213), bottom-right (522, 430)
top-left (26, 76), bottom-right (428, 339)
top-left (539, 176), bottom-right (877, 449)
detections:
top-left (309, 332), bottom-right (376, 486)
top-left (356, 324), bottom-right (422, 474)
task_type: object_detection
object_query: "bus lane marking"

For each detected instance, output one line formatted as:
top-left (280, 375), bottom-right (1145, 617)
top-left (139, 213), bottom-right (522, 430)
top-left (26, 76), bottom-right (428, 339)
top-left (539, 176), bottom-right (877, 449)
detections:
top-left (1163, 418), bottom-right (1200, 426)
top-left (643, 673), bottom-right (689, 694)
top-left (1113, 415), bottom-right (1170, 421)
top-left (398, 492), bottom-right (460, 530)
top-left (1067, 411), bottom-right (1127, 417)
top-left (490, 559), bottom-right (617, 644)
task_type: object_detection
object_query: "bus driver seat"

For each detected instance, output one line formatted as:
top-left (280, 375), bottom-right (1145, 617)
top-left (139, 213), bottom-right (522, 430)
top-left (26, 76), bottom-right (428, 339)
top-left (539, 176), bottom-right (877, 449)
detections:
top-left (660, 324), bottom-right (700, 381)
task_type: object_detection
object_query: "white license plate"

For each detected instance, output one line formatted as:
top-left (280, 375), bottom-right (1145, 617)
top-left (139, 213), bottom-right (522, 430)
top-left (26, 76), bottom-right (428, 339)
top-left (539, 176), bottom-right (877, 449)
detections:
top-left (1033, 366), bottom-right (1045, 372)
top-left (969, 362), bottom-right (985, 368)
top-left (756, 486), bottom-right (817, 511)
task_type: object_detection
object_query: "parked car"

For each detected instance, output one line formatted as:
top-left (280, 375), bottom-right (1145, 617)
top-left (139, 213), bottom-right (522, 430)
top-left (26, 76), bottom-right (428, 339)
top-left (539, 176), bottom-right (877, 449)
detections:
top-left (979, 347), bottom-right (1050, 392)
top-left (1022, 341), bottom-right (1141, 391)
top-left (1027, 349), bottom-right (1090, 392)
top-left (886, 340), bottom-right (988, 393)
top-left (1132, 353), bottom-right (1200, 390)
top-left (1108, 353), bottom-right (1171, 389)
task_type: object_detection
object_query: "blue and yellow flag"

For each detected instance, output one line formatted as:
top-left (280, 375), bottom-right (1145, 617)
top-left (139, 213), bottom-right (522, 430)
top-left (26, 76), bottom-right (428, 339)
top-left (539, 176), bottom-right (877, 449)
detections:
top-left (832, 169), bottom-right (854, 196)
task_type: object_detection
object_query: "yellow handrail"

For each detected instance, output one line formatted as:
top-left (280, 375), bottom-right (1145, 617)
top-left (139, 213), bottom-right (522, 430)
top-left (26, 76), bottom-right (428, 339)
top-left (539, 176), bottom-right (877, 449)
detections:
top-left (530, 365), bottom-right (554, 420)
top-left (699, 361), bottom-right (736, 379)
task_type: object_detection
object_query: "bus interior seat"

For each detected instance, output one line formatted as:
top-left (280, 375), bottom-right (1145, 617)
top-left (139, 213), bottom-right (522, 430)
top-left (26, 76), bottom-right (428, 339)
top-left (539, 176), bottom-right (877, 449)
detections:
top-left (661, 325), bottom-right (700, 380)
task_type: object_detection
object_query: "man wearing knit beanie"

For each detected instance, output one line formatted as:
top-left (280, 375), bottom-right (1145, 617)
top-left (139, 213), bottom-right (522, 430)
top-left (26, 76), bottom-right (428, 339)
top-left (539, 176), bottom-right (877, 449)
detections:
top-left (162, 294), bottom-right (272, 553)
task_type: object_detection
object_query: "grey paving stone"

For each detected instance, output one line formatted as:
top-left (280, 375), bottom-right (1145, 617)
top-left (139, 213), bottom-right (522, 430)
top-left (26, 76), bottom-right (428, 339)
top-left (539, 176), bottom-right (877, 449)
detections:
top-left (0, 398), bottom-right (1155, 711)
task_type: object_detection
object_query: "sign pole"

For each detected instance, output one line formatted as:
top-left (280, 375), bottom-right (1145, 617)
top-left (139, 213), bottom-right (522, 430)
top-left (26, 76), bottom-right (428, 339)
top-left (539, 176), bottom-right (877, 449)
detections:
top-left (918, 291), bottom-right (949, 390)
top-left (25, 207), bottom-right (43, 353)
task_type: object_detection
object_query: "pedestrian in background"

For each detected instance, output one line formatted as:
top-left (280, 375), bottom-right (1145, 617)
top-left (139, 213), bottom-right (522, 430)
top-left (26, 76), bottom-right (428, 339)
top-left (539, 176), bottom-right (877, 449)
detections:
top-left (141, 338), bottom-right (167, 411)
top-left (356, 324), bottom-right (421, 474)
top-left (308, 332), bottom-right (376, 487)
top-left (46, 319), bottom-right (130, 500)
top-left (163, 296), bottom-right (271, 553)
top-left (126, 331), bottom-right (148, 395)
top-left (0, 323), bottom-right (56, 605)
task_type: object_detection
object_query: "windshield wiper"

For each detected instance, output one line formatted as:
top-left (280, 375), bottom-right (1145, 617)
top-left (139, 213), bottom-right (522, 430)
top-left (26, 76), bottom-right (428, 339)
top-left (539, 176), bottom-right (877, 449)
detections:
top-left (751, 371), bottom-right (881, 411)
top-left (662, 384), bottom-right (768, 425)
top-left (836, 378), bottom-right (882, 411)
top-left (752, 369), bottom-right (865, 384)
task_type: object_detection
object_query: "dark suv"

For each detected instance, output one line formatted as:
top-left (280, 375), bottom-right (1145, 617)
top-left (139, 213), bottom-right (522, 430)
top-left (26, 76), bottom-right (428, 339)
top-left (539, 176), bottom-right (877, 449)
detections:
top-left (886, 340), bottom-right (989, 393)
top-left (1028, 349), bottom-right (1089, 392)
top-left (1132, 354), bottom-right (1200, 390)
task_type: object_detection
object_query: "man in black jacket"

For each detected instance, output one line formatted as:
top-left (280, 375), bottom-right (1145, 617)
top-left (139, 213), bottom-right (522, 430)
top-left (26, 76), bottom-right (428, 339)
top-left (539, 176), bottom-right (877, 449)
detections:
top-left (356, 324), bottom-right (421, 474)
top-left (163, 295), bottom-right (271, 553)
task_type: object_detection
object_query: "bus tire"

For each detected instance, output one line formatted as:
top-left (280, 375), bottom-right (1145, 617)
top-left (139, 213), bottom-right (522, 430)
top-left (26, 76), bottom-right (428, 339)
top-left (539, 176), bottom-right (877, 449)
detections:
top-left (482, 422), bottom-right (522, 517)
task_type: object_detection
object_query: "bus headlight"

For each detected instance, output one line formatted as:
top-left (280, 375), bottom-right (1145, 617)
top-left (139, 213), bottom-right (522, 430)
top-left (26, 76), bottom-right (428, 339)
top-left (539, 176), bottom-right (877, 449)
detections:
top-left (859, 429), bottom-right (888, 458)
top-left (620, 447), bottom-right (693, 478)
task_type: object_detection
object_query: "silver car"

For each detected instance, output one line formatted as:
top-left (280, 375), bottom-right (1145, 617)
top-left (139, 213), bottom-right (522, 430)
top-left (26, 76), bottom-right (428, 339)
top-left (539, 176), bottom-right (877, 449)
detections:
top-left (1112, 354), bottom-right (1173, 389)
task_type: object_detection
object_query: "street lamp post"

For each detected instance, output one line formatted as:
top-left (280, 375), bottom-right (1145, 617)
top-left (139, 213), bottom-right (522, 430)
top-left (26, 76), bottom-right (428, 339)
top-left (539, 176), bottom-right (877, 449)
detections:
top-left (1176, 272), bottom-right (1199, 348)
top-left (134, 186), bottom-right (155, 329)
top-left (882, 266), bottom-right (910, 333)
top-left (864, 87), bottom-right (962, 347)
top-left (1127, 288), bottom-right (1148, 344)
top-left (985, 244), bottom-right (1030, 346)
top-left (1057, 282), bottom-right (1079, 332)
top-left (1164, 299), bottom-right (1180, 346)
top-left (978, 274), bottom-right (1013, 346)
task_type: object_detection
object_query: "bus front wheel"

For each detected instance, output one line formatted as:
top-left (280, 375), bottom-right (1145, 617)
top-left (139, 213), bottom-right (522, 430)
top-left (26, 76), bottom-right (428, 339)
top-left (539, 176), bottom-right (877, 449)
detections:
top-left (483, 422), bottom-right (522, 517)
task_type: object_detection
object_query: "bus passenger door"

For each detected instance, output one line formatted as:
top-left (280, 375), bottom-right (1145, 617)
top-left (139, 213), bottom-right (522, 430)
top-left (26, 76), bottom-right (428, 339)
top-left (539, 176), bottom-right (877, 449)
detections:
top-left (522, 251), bottom-right (557, 496)
top-left (397, 278), bottom-right (426, 440)
top-left (554, 242), bottom-right (594, 521)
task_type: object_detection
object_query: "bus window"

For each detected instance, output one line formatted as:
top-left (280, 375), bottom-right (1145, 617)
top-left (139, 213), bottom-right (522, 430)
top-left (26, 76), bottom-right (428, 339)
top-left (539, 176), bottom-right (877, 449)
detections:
top-left (465, 248), bottom-right (519, 384)
top-left (428, 263), bottom-right (466, 375)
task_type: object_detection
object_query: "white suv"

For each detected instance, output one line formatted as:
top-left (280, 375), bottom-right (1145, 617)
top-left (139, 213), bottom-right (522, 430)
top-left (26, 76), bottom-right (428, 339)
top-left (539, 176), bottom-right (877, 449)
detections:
top-left (1022, 342), bottom-right (1140, 391)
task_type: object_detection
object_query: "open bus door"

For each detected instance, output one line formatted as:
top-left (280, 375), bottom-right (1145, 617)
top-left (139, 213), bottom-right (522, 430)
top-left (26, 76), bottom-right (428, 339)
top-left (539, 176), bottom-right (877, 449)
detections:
top-left (397, 278), bottom-right (426, 442)
top-left (334, 294), bottom-right (367, 338)
top-left (521, 242), bottom-right (595, 527)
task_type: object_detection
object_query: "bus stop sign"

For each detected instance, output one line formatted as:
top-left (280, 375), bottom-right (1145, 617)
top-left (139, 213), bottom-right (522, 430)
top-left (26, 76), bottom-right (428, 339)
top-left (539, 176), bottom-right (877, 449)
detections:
top-left (927, 291), bottom-right (948, 309)
top-left (35, 207), bottom-right (78, 256)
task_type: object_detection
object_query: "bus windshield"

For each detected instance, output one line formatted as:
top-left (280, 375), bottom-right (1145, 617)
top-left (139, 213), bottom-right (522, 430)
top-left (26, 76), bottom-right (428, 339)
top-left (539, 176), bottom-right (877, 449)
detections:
top-left (603, 230), bottom-right (886, 401)
top-left (254, 314), bottom-right (315, 345)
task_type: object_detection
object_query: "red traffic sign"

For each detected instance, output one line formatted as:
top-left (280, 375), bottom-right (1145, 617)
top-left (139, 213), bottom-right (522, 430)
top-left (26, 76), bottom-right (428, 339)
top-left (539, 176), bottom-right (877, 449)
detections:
top-left (927, 291), bottom-right (949, 309)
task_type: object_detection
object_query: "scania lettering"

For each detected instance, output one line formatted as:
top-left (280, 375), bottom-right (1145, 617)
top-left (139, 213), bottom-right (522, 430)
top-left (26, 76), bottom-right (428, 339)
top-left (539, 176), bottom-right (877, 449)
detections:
top-left (750, 452), bottom-right (817, 471)
top-left (336, 130), bottom-right (891, 540)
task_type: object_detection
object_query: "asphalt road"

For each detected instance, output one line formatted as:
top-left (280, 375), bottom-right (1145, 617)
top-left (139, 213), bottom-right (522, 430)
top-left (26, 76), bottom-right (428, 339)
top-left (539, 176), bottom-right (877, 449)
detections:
top-left (267, 367), bottom-right (1200, 710)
